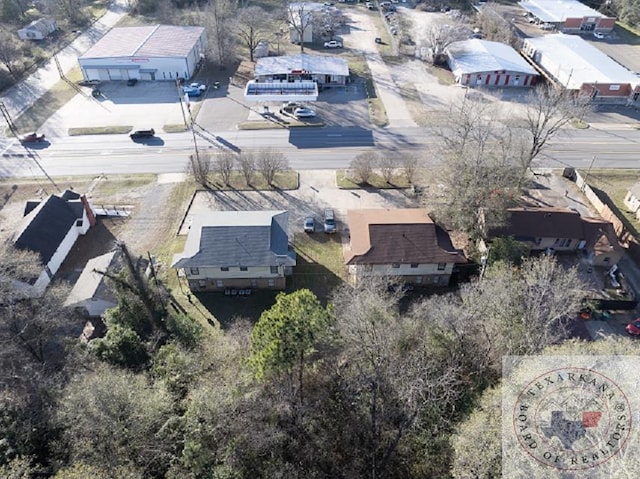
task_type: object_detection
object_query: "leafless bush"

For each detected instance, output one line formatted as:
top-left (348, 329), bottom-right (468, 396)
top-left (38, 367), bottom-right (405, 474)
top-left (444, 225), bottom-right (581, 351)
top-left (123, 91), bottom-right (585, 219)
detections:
top-left (214, 152), bottom-right (235, 186)
top-left (256, 148), bottom-right (288, 186)
top-left (237, 151), bottom-right (255, 185)
top-left (350, 152), bottom-right (378, 185)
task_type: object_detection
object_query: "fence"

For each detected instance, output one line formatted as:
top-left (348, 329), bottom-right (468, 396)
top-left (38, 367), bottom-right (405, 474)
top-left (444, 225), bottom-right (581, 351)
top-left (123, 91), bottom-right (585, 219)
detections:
top-left (565, 168), bottom-right (640, 265)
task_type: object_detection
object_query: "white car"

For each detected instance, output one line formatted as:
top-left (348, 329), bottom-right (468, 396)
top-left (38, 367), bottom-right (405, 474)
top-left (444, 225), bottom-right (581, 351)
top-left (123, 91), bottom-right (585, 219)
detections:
top-left (324, 40), bottom-right (343, 48)
top-left (294, 108), bottom-right (317, 119)
top-left (189, 82), bottom-right (207, 91)
top-left (593, 31), bottom-right (605, 39)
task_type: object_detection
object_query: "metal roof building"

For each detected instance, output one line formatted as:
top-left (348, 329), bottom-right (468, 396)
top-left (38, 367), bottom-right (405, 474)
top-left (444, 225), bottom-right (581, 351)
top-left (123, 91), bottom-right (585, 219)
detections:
top-left (446, 39), bottom-right (538, 88)
top-left (519, 0), bottom-right (616, 32)
top-left (523, 34), bottom-right (640, 102)
top-left (78, 25), bottom-right (207, 82)
top-left (245, 54), bottom-right (349, 101)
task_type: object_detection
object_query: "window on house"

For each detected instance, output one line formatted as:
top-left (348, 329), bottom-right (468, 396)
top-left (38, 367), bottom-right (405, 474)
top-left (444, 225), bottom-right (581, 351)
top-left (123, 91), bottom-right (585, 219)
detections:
top-left (199, 280), bottom-right (207, 288)
top-left (410, 263), bottom-right (419, 268)
top-left (554, 238), bottom-right (571, 247)
top-left (416, 276), bottom-right (423, 284)
top-left (250, 279), bottom-right (257, 287)
top-left (221, 267), bottom-right (229, 271)
top-left (270, 266), bottom-right (278, 274)
top-left (190, 267), bottom-right (199, 275)
top-left (240, 266), bottom-right (248, 271)
top-left (364, 264), bottom-right (373, 272)
top-left (215, 280), bottom-right (224, 288)
top-left (392, 263), bottom-right (400, 269)
top-left (437, 263), bottom-right (446, 271)
top-left (603, 257), bottom-right (610, 263)
top-left (76, 219), bottom-right (83, 227)
top-left (268, 279), bottom-right (275, 287)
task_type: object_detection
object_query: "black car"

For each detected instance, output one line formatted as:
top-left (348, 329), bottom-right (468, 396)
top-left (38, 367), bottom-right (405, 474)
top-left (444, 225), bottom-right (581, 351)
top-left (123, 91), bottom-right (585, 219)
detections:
top-left (129, 129), bottom-right (155, 139)
top-left (127, 78), bottom-right (138, 86)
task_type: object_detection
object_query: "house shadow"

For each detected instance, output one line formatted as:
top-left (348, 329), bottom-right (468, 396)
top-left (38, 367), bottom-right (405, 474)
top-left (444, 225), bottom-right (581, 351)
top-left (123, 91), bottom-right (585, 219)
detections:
top-left (194, 290), bottom-right (280, 329)
top-left (589, 185), bottom-right (640, 237)
top-left (55, 218), bottom-right (121, 283)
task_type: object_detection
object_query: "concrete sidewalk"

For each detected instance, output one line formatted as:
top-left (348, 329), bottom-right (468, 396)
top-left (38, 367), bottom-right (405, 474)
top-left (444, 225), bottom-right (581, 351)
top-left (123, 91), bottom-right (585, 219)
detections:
top-left (0, 0), bottom-right (128, 120)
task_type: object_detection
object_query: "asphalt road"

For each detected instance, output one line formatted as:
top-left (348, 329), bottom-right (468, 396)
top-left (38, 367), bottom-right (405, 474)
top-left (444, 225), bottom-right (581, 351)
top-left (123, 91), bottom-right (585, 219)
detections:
top-left (1, 124), bottom-right (639, 178)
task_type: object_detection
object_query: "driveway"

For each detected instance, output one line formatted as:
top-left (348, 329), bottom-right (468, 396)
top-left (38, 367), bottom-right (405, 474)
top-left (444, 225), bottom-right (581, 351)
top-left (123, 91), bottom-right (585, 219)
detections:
top-left (179, 169), bottom-right (420, 236)
top-left (346, 9), bottom-right (418, 128)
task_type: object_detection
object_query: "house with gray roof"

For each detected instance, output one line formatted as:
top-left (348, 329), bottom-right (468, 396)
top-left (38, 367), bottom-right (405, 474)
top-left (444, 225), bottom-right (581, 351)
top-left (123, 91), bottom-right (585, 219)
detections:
top-left (18, 17), bottom-right (57, 40)
top-left (65, 250), bottom-right (122, 317)
top-left (172, 211), bottom-right (296, 291)
top-left (519, 0), bottom-right (615, 33)
top-left (78, 25), bottom-right (207, 82)
top-left (13, 190), bottom-right (96, 294)
top-left (446, 39), bottom-right (538, 88)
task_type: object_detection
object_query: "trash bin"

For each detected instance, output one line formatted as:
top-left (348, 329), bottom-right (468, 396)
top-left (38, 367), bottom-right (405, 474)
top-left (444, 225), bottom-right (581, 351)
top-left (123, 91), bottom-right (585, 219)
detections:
top-left (213, 81), bottom-right (220, 89)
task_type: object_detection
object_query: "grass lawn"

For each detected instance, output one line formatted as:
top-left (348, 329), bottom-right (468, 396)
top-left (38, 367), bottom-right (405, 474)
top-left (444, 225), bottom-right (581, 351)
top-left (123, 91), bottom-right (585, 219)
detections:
top-left (583, 169), bottom-right (640, 237)
top-left (207, 171), bottom-right (299, 191)
top-left (90, 174), bottom-right (157, 198)
top-left (291, 232), bottom-right (345, 299)
top-left (68, 126), bottom-right (133, 136)
top-left (336, 170), bottom-right (411, 189)
top-left (348, 55), bottom-right (388, 127)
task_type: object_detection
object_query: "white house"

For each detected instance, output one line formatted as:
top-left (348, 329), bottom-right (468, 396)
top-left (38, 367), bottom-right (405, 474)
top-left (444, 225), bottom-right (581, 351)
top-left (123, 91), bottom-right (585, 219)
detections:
top-left (446, 39), bottom-right (538, 87)
top-left (78, 25), bottom-right (207, 82)
top-left (13, 190), bottom-right (96, 295)
top-left (624, 182), bottom-right (640, 221)
top-left (343, 209), bottom-right (467, 286)
top-left (519, 0), bottom-right (616, 33)
top-left (64, 251), bottom-right (121, 317)
top-left (172, 211), bottom-right (296, 291)
top-left (245, 53), bottom-right (349, 101)
top-left (18, 18), bottom-right (57, 40)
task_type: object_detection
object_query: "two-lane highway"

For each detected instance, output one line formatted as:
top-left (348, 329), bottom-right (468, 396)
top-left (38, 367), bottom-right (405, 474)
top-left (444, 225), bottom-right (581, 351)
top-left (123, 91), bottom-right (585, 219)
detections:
top-left (1, 124), bottom-right (638, 178)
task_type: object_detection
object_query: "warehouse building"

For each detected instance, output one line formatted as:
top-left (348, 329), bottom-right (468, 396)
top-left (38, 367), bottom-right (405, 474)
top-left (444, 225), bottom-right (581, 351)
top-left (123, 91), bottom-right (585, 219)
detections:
top-left (244, 53), bottom-right (349, 101)
top-left (78, 25), bottom-right (207, 82)
top-left (523, 34), bottom-right (640, 104)
top-left (519, 0), bottom-right (616, 33)
top-left (446, 39), bottom-right (538, 88)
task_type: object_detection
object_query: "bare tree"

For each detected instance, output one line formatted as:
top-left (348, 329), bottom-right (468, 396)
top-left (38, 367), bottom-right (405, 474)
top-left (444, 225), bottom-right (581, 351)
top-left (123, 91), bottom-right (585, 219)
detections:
top-left (378, 154), bottom-right (397, 184)
top-left (0, 29), bottom-right (22, 77)
top-left (418, 22), bottom-right (468, 64)
top-left (187, 153), bottom-right (211, 186)
top-left (288, 2), bottom-right (315, 53)
top-left (237, 151), bottom-right (255, 185)
top-left (202, 0), bottom-right (237, 66)
top-left (474, 3), bottom-right (519, 47)
top-left (214, 152), bottom-right (235, 186)
top-left (350, 152), bottom-right (377, 185)
top-left (314, 7), bottom-right (344, 41)
top-left (256, 148), bottom-right (288, 186)
top-left (401, 155), bottom-right (419, 184)
top-left (431, 98), bottom-right (523, 237)
top-left (518, 84), bottom-right (591, 181)
top-left (235, 6), bottom-right (271, 62)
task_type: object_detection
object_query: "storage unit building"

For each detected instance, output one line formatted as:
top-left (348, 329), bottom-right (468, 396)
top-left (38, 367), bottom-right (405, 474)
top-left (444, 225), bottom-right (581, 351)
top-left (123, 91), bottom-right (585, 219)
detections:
top-left (519, 0), bottom-right (616, 33)
top-left (446, 39), bottom-right (538, 88)
top-left (523, 34), bottom-right (640, 104)
top-left (78, 25), bottom-right (207, 82)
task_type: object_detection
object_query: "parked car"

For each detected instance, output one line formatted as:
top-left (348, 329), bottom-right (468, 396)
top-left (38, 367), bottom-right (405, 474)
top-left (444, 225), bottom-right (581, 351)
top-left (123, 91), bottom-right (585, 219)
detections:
top-left (79, 79), bottom-right (101, 86)
top-left (127, 78), bottom-right (138, 86)
top-left (324, 40), bottom-right (343, 48)
top-left (375, 37), bottom-right (383, 44)
top-left (294, 108), bottom-right (317, 119)
top-left (304, 216), bottom-right (315, 233)
top-left (626, 319), bottom-right (640, 336)
top-left (280, 101), bottom-right (305, 115)
top-left (540, 23), bottom-right (554, 30)
top-left (189, 82), bottom-right (207, 91)
top-left (19, 132), bottom-right (46, 143)
top-left (323, 209), bottom-right (337, 233)
top-left (593, 31), bottom-right (605, 39)
top-left (182, 86), bottom-right (202, 97)
top-left (129, 129), bottom-right (155, 139)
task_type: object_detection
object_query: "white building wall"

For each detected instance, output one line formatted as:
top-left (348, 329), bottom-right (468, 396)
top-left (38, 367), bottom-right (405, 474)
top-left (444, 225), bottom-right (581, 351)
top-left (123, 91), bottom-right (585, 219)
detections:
top-left (348, 262), bottom-right (454, 277)
top-left (80, 56), bottom-right (191, 81)
top-left (184, 265), bottom-right (284, 280)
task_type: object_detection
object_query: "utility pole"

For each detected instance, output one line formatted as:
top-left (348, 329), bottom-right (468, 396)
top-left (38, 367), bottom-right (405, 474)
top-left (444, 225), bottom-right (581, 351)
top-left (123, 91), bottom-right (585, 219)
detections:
top-left (582, 154), bottom-right (597, 190)
top-left (175, 79), bottom-right (202, 171)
